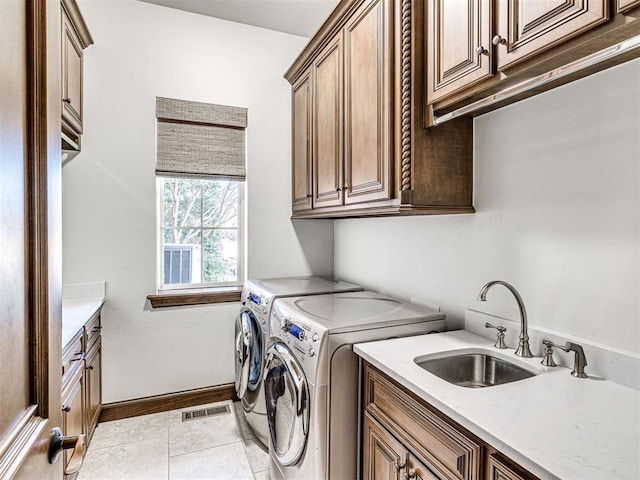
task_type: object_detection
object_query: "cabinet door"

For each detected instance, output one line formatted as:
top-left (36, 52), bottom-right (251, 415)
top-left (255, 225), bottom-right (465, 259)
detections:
top-left (291, 71), bottom-right (313, 211)
top-left (313, 34), bottom-right (344, 208)
top-left (62, 365), bottom-right (85, 475)
top-left (407, 454), bottom-right (441, 480)
top-left (62, 9), bottom-right (84, 134)
top-left (494, 0), bottom-right (608, 70)
top-left (618, 0), bottom-right (640, 13)
top-left (85, 338), bottom-right (102, 443)
top-left (363, 412), bottom-right (406, 480)
top-left (427, 0), bottom-right (492, 103)
top-left (487, 454), bottom-right (539, 480)
top-left (344, 0), bottom-right (392, 205)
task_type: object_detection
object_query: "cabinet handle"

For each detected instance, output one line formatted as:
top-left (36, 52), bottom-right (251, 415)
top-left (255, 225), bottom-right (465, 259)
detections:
top-left (492, 35), bottom-right (507, 46)
top-left (404, 470), bottom-right (416, 479)
top-left (91, 326), bottom-right (102, 333)
top-left (475, 46), bottom-right (488, 55)
top-left (62, 405), bottom-right (71, 413)
top-left (306, 194), bottom-right (312, 198)
top-left (71, 352), bottom-right (85, 362)
top-left (63, 97), bottom-right (72, 104)
top-left (86, 365), bottom-right (94, 370)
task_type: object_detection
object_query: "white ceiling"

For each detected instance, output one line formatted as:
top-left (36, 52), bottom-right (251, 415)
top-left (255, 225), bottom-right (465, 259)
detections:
top-left (138, 0), bottom-right (337, 37)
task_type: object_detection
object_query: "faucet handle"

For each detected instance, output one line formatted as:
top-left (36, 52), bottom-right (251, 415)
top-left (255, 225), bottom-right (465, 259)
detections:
top-left (541, 340), bottom-right (565, 367)
top-left (485, 323), bottom-right (507, 349)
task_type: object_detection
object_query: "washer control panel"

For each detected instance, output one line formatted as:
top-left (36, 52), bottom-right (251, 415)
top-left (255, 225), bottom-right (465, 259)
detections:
top-left (243, 290), bottom-right (270, 325)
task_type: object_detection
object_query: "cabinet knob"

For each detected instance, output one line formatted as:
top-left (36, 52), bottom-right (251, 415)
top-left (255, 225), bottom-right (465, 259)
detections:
top-left (62, 405), bottom-right (71, 413)
top-left (86, 365), bottom-right (94, 370)
top-left (63, 97), bottom-right (72, 104)
top-left (405, 470), bottom-right (416, 479)
top-left (475, 46), bottom-right (488, 55)
top-left (492, 35), bottom-right (507, 46)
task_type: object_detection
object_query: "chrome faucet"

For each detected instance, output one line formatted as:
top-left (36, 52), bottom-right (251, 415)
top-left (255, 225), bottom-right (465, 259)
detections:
top-left (477, 281), bottom-right (533, 358)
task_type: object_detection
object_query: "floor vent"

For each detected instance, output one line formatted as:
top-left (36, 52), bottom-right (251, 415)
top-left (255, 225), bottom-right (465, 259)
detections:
top-left (181, 404), bottom-right (230, 422)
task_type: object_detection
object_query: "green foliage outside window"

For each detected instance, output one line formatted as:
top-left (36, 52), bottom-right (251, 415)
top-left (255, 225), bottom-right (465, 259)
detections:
top-left (162, 178), bottom-right (239, 285)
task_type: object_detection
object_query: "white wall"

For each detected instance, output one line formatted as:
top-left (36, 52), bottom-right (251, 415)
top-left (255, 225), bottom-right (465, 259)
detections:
top-left (335, 58), bottom-right (640, 354)
top-left (63, 0), bottom-right (333, 402)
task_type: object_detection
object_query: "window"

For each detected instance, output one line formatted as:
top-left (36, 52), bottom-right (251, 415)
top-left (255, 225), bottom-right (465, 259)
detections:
top-left (159, 177), bottom-right (242, 288)
top-left (154, 97), bottom-right (247, 292)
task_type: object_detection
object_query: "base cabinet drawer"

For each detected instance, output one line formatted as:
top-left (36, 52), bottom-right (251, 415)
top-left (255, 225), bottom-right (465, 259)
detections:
top-left (362, 363), bottom-right (539, 480)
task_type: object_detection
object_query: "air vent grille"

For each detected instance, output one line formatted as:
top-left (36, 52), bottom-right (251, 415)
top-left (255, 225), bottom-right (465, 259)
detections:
top-left (181, 404), bottom-right (230, 422)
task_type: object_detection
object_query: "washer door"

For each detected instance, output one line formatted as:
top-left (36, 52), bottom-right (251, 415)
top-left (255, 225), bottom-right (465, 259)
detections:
top-left (264, 342), bottom-right (310, 466)
top-left (234, 308), bottom-right (263, 401)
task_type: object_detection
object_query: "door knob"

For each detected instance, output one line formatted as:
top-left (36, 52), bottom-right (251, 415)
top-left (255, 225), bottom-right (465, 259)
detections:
top-left (48, 427), bottom-right (86, 474)
top-left (492, 35), bottom-right (507, 46)
top-left (475, 46), bottom-right (488, 55)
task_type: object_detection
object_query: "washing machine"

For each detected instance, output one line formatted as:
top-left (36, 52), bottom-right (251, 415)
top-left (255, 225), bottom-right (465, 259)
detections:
top-left (234, 277), bottom-right (362, 447)
top-left (263, 291), bottom-right (446, 480)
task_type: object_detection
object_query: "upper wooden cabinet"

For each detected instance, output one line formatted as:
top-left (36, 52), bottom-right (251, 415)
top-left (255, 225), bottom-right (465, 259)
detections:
top-left (427, 0), bottom-right (640, 120)
top-left (313, 35), bottom-right (344, 208)
top-left (343, 0), bottom-right (393, 206)
top-left (291, 71), bottom-right (313, 212)
top-left (61, 0), bottom-right (93, 153)
top-left (427, 0), bottom-right (493, 103)
top-left (493, 0), bottom-right (609, 70)
top-left (286, 0), bottom-right (474, 218)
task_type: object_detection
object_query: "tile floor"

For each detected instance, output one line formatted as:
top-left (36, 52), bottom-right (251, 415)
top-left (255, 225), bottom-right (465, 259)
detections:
top-left (78, 400), bottom-right (270, 480)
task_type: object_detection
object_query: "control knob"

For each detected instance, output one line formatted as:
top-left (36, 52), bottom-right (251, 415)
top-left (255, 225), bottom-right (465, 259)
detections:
top-left (308, 347), bottom-right (316, 357)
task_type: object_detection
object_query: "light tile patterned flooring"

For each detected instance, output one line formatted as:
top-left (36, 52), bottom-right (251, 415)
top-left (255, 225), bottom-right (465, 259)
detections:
top-left (78, 400), bottom-right (270, 480)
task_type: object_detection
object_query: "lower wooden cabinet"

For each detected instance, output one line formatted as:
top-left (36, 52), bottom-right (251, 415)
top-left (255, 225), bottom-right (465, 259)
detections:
top-left (61, 363), bottom-right (85, 478)
top-left (61, 309), bottom-right (103, 478)
top-left (364, 411), bottom-right (439, 480)
top-left (85, 336), bottom-right (102, 443)
top-left (362, 363), bottom-right (539, 480)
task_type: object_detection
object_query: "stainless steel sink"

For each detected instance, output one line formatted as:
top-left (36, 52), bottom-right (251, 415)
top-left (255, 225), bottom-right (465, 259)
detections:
top-left (415, 352), bottom-right (537, 388)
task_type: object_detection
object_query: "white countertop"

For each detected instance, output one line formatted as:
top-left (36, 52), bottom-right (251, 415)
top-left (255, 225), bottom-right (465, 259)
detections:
top-left (354, 330), bottom-right (640, 480)
top-left (62, 282), bottom-right (106, 348)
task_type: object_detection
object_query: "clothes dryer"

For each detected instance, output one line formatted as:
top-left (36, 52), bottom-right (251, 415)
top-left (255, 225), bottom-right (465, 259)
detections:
top-left (234, 277), bottom-right (361, 446)
top-left (264, 291), bottom-right (445, 480)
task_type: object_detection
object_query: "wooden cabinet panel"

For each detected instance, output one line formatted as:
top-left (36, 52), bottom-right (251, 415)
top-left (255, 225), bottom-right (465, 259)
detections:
top-left (365, 367), bottom-right (482, 480)
top-left (363, 363), bottom-right (543, 480)
top-left (313, 35), bottom-right (344, 208)
top-left (618, 0), bottom-right (640, 12)
top-left (494, 0), bottom-right (609, 70)
top-left (344, 0), bottom-right (392, 205)
top-left (291, 71), bottom-right (313, 212)
top-left (85, 338), bottom-right (102, 443)
top-left (427, 0), bottom-right (493, 102)
top-left (487, 453), bottom-right (539, 480)
top-left (62, 364), bottom-right (85, 476)
top-left (62, 11), bottom-right (83, 134)
top-left (363, 412), bottom-right (406, 480)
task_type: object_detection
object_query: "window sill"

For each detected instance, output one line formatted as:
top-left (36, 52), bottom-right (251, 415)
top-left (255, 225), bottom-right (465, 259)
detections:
top-left (147, 286), bottom-right (243, 308)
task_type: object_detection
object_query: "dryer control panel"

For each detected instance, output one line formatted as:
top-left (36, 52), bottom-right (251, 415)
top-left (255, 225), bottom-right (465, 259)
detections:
top-left (242, 290), bottom-right (270, 326)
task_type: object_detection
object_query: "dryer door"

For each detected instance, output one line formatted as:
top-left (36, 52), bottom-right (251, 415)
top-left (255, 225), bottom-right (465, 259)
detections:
top-left (234, 308), bottom-right (263, 401)
top-left (264, 341), bottom-right (310, 466)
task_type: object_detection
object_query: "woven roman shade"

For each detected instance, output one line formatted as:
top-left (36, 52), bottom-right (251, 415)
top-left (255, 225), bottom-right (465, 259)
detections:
top-left (155, 97), bottom-right (247, 180)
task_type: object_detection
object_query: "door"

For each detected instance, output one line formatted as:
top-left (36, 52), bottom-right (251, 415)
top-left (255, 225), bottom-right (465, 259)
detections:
top-left (427, 0), bottom-right (493, 103)
top-left (343, 0), bottom-right (393, 205)
top-left (234, 308), bottom-right (264, 408)
top-left (264, 342), bottom-right (309, 466)
top-left (494, 0), bottom-right (608, 70)
top-left (362, 412), bottom-right (407, 480)
top-left (313, 34), bottom-right (344, 208)
top-left (1, 1), bottom-right (64, 479)
top-left (291, 71), bottom-right (313, 212)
